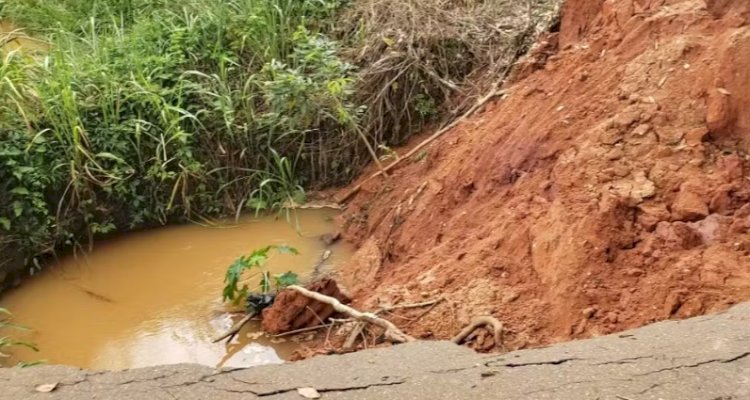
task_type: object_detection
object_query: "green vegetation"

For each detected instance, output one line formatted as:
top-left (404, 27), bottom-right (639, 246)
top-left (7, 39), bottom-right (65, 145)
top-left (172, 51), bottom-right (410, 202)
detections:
top-left (0, 0), bottom-right (561, 279)
top-left (0, 307), bottom-right (37, 366)
top-left (222, 245), bottom-right (299, 306)
top-left (0, 0), bottom-right (360, 273)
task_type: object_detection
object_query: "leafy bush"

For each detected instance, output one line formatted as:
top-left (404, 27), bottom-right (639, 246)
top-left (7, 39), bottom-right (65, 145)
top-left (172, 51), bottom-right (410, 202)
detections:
top-left (0, 0), bottom-right (359, 274)
top-left (0, 0), bottom-right (563, 280)
top-left (222, 245), bottom-right (299, 306)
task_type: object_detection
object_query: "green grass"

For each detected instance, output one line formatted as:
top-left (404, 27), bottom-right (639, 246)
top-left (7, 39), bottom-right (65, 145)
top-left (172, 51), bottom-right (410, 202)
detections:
top-left (0, 307), bottom-right (38, 366)
top-left (0, 0), bottom-right (560, 277)
top-left (0, 0), bottom-right (360, 270)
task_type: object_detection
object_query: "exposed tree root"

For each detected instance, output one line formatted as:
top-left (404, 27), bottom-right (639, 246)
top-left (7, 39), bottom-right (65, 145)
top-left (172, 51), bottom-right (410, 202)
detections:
top-left (343, 322), bottom-right (366, 349)
top-left (452, 316), bottom-right (504, 349)
top-left (288, 285), bottom-right (416, 343)
top-left (376, 298), bottom-right (443, 314)
top-left (274, 287), bottom-right (505, 352)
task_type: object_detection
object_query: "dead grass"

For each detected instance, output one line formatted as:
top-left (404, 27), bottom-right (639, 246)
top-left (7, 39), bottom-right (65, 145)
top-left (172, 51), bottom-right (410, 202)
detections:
top-left (337, 0), bottom-right (563, 146)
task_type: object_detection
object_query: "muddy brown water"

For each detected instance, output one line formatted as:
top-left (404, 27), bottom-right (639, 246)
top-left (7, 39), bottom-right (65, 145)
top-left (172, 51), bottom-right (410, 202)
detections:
top-left (0, 209), bottom-right (352, 370)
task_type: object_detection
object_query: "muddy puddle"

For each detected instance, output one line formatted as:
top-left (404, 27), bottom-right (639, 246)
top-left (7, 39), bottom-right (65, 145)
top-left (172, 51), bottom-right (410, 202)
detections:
top-left (0, 209), bottom-right (352, 370)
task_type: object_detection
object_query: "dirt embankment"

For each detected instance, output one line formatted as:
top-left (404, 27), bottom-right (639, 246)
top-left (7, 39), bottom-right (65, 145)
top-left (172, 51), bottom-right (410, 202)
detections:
top-left (335, 0), bottom-right (750, 351)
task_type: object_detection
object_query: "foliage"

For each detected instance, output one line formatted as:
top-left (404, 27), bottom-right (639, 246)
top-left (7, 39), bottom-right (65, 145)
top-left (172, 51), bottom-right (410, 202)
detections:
top-left (222, 245), bottom-right (299, 306)
top-left (0, 0), bottom-right (563, 281)
top-left (0, 307), bottom-right (38, 366)
top-left (0, 0), bottom-right (359, 275)
top-left (336, 0), bottom-right (563, 145)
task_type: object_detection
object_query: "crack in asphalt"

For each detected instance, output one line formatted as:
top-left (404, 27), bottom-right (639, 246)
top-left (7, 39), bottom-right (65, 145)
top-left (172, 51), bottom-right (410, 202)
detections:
top-left (594, 355), bottom-right (657, 365)
top-left (246, 379), bottom-right (408, 398)
top-left (113, 371), bottom-right (183, 386)
top-left (485, 357), bottom-right (582, 368)
top-left (635, 352), bottom-right (750, 377)
top-left (428, 366), bottom-right (478, 374)
top-left (225, 374), bottom-right (408, 398)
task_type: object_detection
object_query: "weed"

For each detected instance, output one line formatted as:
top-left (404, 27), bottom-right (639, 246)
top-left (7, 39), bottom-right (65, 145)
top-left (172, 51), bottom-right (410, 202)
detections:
top-left (0, 0), bottom-right (358, 276)
top-left (0, 307), bottom-right (38, 366)
top-left (0, 0), bottom-right (563, 281)
top-left (222, 245), bottom-right (300, 306)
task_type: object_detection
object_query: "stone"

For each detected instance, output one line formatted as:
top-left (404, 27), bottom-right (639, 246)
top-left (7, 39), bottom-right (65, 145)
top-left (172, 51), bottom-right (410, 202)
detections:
top-left (606, 148), bottom-right (625, 160)
top-left (685, 127), bottom-right (709, 146)
top-left (637, 202), bottom-right (671, 230)
top-left (718, 154), bottom-right (744, 181)
top-left (655, 221), bottom-right (704, 250)
top-left (631, 123), bottom-right (651, 137)
top-left (671, 190), bottom-right (709, 221)
top-left (709, 184), bottom-right (735, 214)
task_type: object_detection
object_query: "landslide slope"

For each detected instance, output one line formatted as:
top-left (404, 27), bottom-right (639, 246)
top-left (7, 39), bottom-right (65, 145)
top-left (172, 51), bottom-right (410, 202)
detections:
top-left (336, 0), bottom-right (750, 351)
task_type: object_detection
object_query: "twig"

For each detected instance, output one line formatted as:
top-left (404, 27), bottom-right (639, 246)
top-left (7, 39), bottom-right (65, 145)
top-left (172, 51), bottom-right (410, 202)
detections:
top-left (354, 125), bottom-right (389, 178)
top-left (452, 316), bottom-right (504, 349)
top-left (337, 87), bottom-right (507, 203)
top-left (311, 250), bottom-right (332, 279)
top-left (288, 285), bottom-right (416, 343)
top-left (343, 299), bottom-right (440, 349)
top-left (343, 322), bottom-right (366, 349)
top-left (305, 305), bottom-right (327, 326)
top-left (212, 312), bottom-right (256, 343)
top-left (375, 298), bottom-right (443, 314)
top-left (273, 323), bottom-right (332, 338)
top-left (406, 298), bottom-right (444, 327)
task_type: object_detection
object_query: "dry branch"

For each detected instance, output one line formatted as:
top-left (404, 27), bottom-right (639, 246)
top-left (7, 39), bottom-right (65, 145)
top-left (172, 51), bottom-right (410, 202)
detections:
top-left (452, 316), bottom-right (504, 348)
top-left (273, 323), bottom-right (334, 338)
top-left (376, 298), bottom-right (443, 314)
top-left (337, 88), bottom-right (507, 203)
top-left (343, 322), bottom-right (366, 349)
top-left (212, 312), bottom-right (255, 343)
top-left (288, 285), bottom-right (416, 343)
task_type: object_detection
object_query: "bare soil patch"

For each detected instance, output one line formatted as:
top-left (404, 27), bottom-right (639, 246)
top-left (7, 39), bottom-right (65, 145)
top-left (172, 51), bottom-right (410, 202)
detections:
top-left (332, 0), bottom-right (750, 352)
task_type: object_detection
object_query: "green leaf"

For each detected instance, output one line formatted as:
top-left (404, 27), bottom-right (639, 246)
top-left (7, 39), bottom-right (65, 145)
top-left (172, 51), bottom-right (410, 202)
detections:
top-left (274, 271), bottom-right (299, 289)
top-left (0, 218), bottom-right (10, 230)
top-left (247, 197), bottom-right (268, 211)
top-left (275, 245), bottom-right (299, 255)
top-left (10, 187), bottom-right (30, 196)
top-left (95, 152), bottom-right (126, 163)
top-left (12, 202), bottom-right (23, 217)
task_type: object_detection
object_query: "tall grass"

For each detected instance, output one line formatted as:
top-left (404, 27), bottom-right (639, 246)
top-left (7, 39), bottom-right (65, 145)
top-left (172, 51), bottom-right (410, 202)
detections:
top-left (0, 0), bottom-right (562, 279)
top-left (0, 0), bottom-right (360, 272)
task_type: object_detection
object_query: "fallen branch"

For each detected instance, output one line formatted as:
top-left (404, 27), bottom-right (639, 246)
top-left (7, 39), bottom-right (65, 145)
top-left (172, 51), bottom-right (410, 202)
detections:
top-left (376, 298), bottom-right (443, 314)
top-left (342, 298), bottom-right (443, 349)
top-left (336, 87), bottom-right (507, 203)
top-left (273, 323), bottom-right (333, 338)
top-left (288, 285), bottom-right (416, 343)
top-left (406, 298), bottom-right (444, 328)
top-left (343, 322), bottom-right (366, 349)
top-left (212, 312), bottom-right (256, 343)
top-left (452, 316), bottom-right (504, 348)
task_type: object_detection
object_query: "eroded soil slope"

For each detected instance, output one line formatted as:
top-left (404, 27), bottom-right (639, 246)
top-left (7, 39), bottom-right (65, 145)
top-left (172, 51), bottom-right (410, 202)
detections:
top-left (336, 0), bottom-right (750, 351)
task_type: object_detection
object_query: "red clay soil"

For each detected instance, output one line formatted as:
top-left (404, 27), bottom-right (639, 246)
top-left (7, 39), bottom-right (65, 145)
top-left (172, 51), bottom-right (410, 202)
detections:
top-left (333, 0), bottom-right (750, 351)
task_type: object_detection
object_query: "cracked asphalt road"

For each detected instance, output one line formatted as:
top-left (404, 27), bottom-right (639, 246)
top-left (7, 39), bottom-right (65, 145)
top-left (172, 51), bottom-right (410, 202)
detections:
top-left (2, 303), bottom-right (749, 399)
